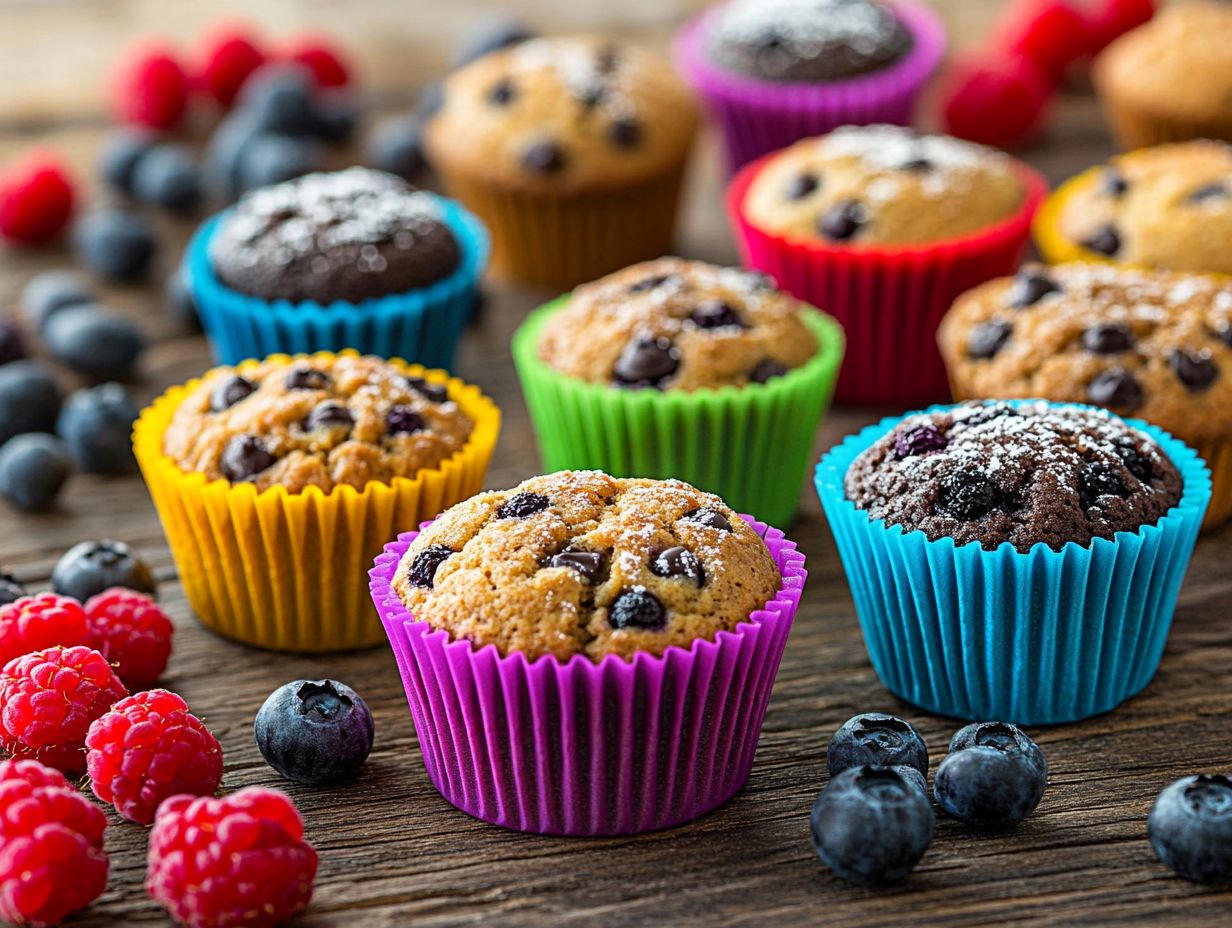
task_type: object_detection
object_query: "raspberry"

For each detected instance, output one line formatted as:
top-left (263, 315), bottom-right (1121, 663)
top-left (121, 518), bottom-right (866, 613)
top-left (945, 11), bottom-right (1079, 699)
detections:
top-left (1086, 0), bottom-right (1155, 55)
top-left (940, 55), bottom-right (1052, 148)
top-left (0, 645), bottom-right (128, 771)
top-left (994, 1), bottom-right (1091, 79)
top-left (84, 588), bottom-right (174, 687)
top-left (147, 787), bottom-right (318, 928)
top-left (0, 152), bottom-right (76, 246)
top-left (279, 35), bottom-right (351, 88)
top-left (86, 689), bottom-right (222, 825)
top-left (113, 43), bottom-right (190, 129)
top-left (196, 26), bottom-right (266, 108)
top-left (0, 593), bottom-right (92, 667)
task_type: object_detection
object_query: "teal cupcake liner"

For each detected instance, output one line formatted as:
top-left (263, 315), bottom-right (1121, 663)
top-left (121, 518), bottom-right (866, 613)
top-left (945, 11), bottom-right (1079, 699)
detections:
top-left (187, 196), bottom-right (489, 368)
top-left (814, 402), bottom-right (1211, 725)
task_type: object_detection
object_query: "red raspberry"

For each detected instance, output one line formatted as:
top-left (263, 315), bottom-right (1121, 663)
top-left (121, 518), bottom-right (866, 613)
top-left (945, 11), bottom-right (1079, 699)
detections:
top-left (84, 588), bottom-right (174, 688)
top-left (995, 0), bottom-right (1091, 79)
top-left (86, 689), bottom-right (222, 825)
top-left (0, 152), bottom-right (76, 246)
top-left (195, 25), bottom-right (266, 108)
top-left (113, 42), bottom-right (190, 129)
top-left (0, 758), bottom-right (109, 925)
top-left (0, 645), bottom-right (128, 771)
top-left (940, 55), bottom-right (1053, 149)
top-left (1086, 0), bottom-right (1155, 55)
top-left (147, 787), bottom-right (318, 928)
top-left (279, 35), bottom-right (352, 88)
top-left (0, 593), bottom-right (92, 667)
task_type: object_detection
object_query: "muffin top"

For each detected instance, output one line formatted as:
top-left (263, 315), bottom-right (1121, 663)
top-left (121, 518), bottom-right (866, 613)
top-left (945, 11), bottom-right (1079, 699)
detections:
top-left (537, 257), bottom-right (820, 390)
top-left (939, 263), bottom-right (1232, 442)
top-left (844, 401), bottom-right (1183, 553)
top-left (424, 37), bottom-right (698, 191)
top-left (743, 126), bottom-right (1026, 246)
top-left (392, 470), bottom-right (781, 662)
top-left (163, 354), bottom-right (474, 494)
top-left (209, 168), bottom-right (461, 303)
top-left (706, 0), bottom-right (912, 83)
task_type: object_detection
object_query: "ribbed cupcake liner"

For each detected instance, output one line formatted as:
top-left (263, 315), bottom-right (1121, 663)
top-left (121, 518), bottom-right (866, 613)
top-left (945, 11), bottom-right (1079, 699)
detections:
top-left (511, 297), bottom-right (844, 527)
top-left (369, 516), bottom-right (806, 835)
top-left (133, 351), bottom-right (501, 653)
top-left (673, 0), bottom-right (946, 174)
top-left (815, 402), bottom-right (1211, 725)
top-left (187, 196), bottom-right (489, 369)
top-left (728, 159), bottom-right (1046, 406)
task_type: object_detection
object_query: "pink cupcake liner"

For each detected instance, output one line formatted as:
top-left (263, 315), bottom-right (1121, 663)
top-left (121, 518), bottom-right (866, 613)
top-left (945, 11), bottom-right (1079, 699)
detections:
top-left (727, 158), bottom-right (1047, 406)
top-left (673, 0), bottom-right (947, 173)
top-left (369, 517), bottom-right (806, 836)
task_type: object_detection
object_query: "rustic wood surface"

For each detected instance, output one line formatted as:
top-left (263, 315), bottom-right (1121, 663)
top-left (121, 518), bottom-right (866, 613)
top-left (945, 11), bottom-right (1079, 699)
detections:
top-left (0, 1), bottom-right (1229, 925)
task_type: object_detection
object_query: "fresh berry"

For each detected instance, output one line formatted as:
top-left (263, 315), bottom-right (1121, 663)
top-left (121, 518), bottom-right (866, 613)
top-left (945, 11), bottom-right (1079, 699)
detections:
top-left (893, 424), bottom-right (948, 459)
top-left (0, 153), bottom-right (76, 246)
top-left (940, 55), bottom-right (1052, 149)
top-left (0, 593), bottom-right (91, 667)
top-left (0, 757), bottom-right (106, 842)
top-left (43, 306), bottom-right (146, 381)
top-left (204, 110), bottom-right (263, 199)
top-left (72, 207), bottom-right (157, 281)
top-left (98, 126), bottom-right (158, 194)
top-left (147, 787), bottom-right (318, 928)
top-left (280, 35), bottom-right (352, 88)
top-left (1086, 0), bottom-right (1155, 56)
top-left (239, 63), bottom-right (318, 136)
top-left (827, 713), bottom-right (929, 779)
top-left (86, 689), bottom-right (221, 825)
top-left (934, 721), bottom-right (1048, 826)
top-left (0, 573), bottom-right (26, 607)
top-left (255, 679), bottom-right (375, 785)
top-left (20, 270), bottom-right (92, 332)
top-left (0, 319), bottom-right (24, 367)
top-left (0, 645), bottom-right (128, 770)
top-left (83, 588), bottom-right (173, 688)
top-left (0, 433), bottom-right (74, 513)
top-left (52, 539), bottom-right (156, 602)
top-left (366, 115), bottom-right (426, 180)
top-left (112, 43), bottom-right (189, 129)
top-left (1148, 774), bottom-right (1232, 884)
top-left (811, 765), bottom-right (934, 885)
top-left (166, 264), bottom-right (202, 333)
top-left (57, 383), bottom-right (139, 475)
top-left (195, 27), bottom-right (266, 109)
top-left (236, 133), bottom-right (321, 192)
top-left (311, 89), bottom-right (357, 144)
top-left (452, 17), bottom-right (535, 69)
top-left (132, 143), bottom-right (203, 215)
top-left (995, 0), bottom-right (1091, 79)
top-left (0, 360), bottom-right (62, 445)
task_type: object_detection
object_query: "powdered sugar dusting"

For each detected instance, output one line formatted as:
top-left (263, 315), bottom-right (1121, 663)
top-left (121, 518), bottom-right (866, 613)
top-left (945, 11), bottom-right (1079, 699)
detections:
top-left (713, 0), bottom-right (899, 53)
top-left (819, 124), bottom-right (1008, 174)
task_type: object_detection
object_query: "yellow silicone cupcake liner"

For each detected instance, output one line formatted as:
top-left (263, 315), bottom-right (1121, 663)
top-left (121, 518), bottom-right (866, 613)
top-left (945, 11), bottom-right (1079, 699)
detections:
top-left (133, 350), bottom-right (501, 652)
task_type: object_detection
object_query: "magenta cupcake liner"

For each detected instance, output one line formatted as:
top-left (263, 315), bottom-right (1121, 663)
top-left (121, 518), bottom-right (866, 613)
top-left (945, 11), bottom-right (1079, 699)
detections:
top-left (369, 516), bottom-right (806, 836)
top-left (673, 0), bottom-right (947, 173)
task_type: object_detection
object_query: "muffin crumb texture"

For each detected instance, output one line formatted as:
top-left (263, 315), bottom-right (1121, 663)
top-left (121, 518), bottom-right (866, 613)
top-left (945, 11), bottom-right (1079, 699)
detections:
top-left (393, 470), bottom-right (782, 661)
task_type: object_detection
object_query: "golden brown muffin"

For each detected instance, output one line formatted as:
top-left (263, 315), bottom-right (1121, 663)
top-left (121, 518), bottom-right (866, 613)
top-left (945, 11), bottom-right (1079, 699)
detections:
top-left (742, 125), bottom-right (1025, 246)
top-left (1054, 141), bottom-right (1232, 274)
top-left (393, 470), bottom-right (781, 661)
top-left (537, 257), bottom-right (820, 390)
top-left (163, 354), bottom-right (473, 493)
top-left (939, 262), bottom-right (1232, 443)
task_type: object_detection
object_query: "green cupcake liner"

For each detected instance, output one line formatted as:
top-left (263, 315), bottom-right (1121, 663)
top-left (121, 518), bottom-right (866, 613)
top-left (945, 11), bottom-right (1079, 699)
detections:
top-left (512, 297), bottom-right (844, 527)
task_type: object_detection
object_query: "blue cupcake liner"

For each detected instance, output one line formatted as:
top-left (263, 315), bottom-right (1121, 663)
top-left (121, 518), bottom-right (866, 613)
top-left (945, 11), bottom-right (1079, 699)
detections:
top-left (814, 401), bottom-right (1211, 725)
top-left (187, 196), bottom-right (489, 368)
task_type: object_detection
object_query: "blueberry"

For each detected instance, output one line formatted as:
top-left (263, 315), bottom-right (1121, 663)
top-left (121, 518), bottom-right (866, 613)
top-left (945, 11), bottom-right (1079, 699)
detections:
top-left (98, 127), bottom-right (158, 194)
top-left (496, 492), bottom-right (550, 519)
top-left (204, 111), bottom-right (264, 200)
top-left (1079, 462), bottom-right (1128, 508)
top-left (236, 133), bottom-right (322, 193)
top-left (608, 588), bottom-right (666, 630)
top-left (165, 265), bottom-right (202, 334)
top-left (892, 423), bottom-right (947, 459)
top-left (366, 116), bottom-right (426, 181)
top-left (238, 63), bottom-right (318, 136)
top-left (131, 144), bottom-right (202, 215)
top-left (684, 507), bottom-right (732, 532)
top-left (827, 713), bottom-right (929, 779)
top-left (0, 572), bottom-right (26, 607)
top-left (810, 766), bottom-right (934, 885)
top-left (409, 544), bottom-right (453, 588)
top-left (20, 270), bottom-right (92, 333)
top-left (0, 360), bottom-right (62, 445)
top-left (72, 208), bottom-right (157, 281)
top-left (254, 679), bottom-right (375, 786)
top-left (937, 469), bottom-right (998, 520)
top-left (56, 383), bottom-right (139, 475)
top-left (0, 319), bottom-right (25, 367)
top-left (43, 307), bottom-right (145, 381)
top-left (934, 721), bottom-right (1047, 826)
top-left (451, 17), bottom-right (535, 69)
top-left (312, 90), bottom-right (357, 144)
top-left (1148, 775), bottom-right (1232, 884)
top-left (51, 538), bottom-right (156, 600)
top-left (0, 434), bottom-right (73, 513)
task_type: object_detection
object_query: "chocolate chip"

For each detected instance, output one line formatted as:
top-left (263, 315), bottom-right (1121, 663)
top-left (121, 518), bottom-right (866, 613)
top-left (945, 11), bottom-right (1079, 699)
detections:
top-left (403, 376), bottom-right (448, 404)
top-left (609, 117), bottom-right (641, 149)
top-left (690, 300), bottom-right (746, 330)
top-left (684, 507), bottom-right (731, 532)
top-left (547, 548), bottom-right (603, 580)
top-left (1082, 224), bottom-right (1121, 256)
top-left (1113, 436), bottom-right (1152, 482)
top-left (409, 544), bottom-right (453, 588)
top-left (1007, 270), bottom-right (1061, 308)
top-left (629, 274), bottom-right (676, 294)
top-left (613, 335), bottom-right (679, 389)
top-left (608, 588), bottom-right (666, 630)
top-left (210, 375), bottom-right (256, 412)
top-left (967, 321), bottom-right (1012, 359)
top-left (1082, 323), bottom-right (1133, 354)
top-left (220, 434), bottom-right (275, 482)
top-left (1187, 182), bottom-right (1228, 204)
top-left (487, 78), bottom-right (516, 106)
top-left (937, 470), bottom-right (997, 520)
top-left (750, 359), bottom-right (788, 383)
top-left (1170, 348), bottom-right (1219, 392)
top-left (1087, 368), bottom-right (1143, 412)
top-left (893, 423), bottom-right (948, 459)
top-left (1101, 168), bottom-right (1128, 197)
top-left (497, 491), bottom-right (550, 519)
top-left (651, 546), bottom-right (705, 586)
top-left (286, 366), bottom-right (329, 390)
top-left (385, 405), bottom-right (425, 435)
top-left (818, 199), bottom-right (866, 242)
top-left (785, 172), bottom-right (820, 200)
top-left (522, 139), bottom-right (566, 174)
top-left (303, 401), bottom-right (353, 431)
top-left (1079, 463), bottom-right (1128, 508)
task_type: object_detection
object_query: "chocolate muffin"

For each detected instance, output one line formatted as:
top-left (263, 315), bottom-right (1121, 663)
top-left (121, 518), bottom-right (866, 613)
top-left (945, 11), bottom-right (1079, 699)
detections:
top-left (844, 401), bottom-right (1183, 552)
top-left (392, 470), bottom-right (781, 661)
top-left (706, 0), bottom-right (912, 83)
top-left (163, 354), bottom-right (473, 493)
top-left (208, 167), bottom-right (461, 303)
top-left (537, 257), bottom-right (820, 390)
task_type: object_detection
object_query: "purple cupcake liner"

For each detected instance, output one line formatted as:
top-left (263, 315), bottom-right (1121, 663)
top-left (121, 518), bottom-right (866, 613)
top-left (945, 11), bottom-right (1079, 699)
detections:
top-left (673, 0), bottom-right (947, 173)
top-left (370, 516), bottom-right (806, 836)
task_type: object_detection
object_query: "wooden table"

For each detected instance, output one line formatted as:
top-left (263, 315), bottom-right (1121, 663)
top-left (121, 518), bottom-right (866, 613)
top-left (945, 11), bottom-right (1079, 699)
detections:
top-left (1, 1), bottom-right (1229, 925)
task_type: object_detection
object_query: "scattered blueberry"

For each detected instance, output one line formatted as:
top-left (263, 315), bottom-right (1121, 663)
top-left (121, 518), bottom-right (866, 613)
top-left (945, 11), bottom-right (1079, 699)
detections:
top-left (98, 127), bottom-right (158, 195)
top-left (236, 133), bottom-right (322, 193)
top-left (684, 507), bottom-right (732, 532)
top-left (239, 63), bottom-right (318, 136)
top-left (937, 469), bottom-right (998, 520)
top-left (1007, 269), bottom-right (1060, 308)
top-left (0, 434), bottom-right (73, 513)
top-left (204, 111), bottom-right (264, 200)
top-left (934, 721), bottom-right (1047, 826)
top-left (893, 424), bottom-right (948, 459)
top-left (1170, 348), bottom-right (1219, 392)
top-left (750, 360), bottom-right (789, 383)
top-left (312, 90), bottom-right (357, 144)
top-left (650, 546), bottom-right (705, 586)
top-left (366, 116), bottom-right (426, 180)
top-left (56, 383), bottom-right (139, 475)
top-left (827, 713), bottom-right (929, 779)
top-left (1148, 774), bottom-right (1232, 884)
top-left (967, 320), bottom-right (1012, 359)
top-left (496, 492), bottom-right (550, 519)
top-left (0, 572), bottom-right (26, 607)
top-left (43, 307), bottom-right (145, 381)
top-left (451, 17), bottom-right (535, 69)
top-left (818, 199), bottom-right (866, 242)
top-left (220, 434), bottom-right (276, 481)
top-left (52, 539), bottom-right (156, 600)
top-left (385, 405), bottom-right (424, 435)
top-left (131, 144), bottom-right (202, 215)
top-left (165, 265), bottom-right (202, 333)
top-left (409, 544), bottom-right (453, 588)
top-left (20, 270), bottom-right (92, 332)
top-left (0, 360), bottom-right (62, 445)
top-left (1079, 462), bottom-right (1128, 508)
top-left (0, 319), bottom-right (24, 366)
top-left (211, 375), bottom-right (256, 412)
top-left (546, 549), bottom-right (603, 580)
top-left (73, 208), bottom-right (157, 281)
top-left (254, 679), bottom-right (375, 786)
top-left (608, 588), bottom-right (666, 630)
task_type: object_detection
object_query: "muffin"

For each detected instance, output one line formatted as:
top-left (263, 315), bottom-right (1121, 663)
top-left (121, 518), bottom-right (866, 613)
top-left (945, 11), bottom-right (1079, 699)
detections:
top-left (187, 167), bottom-right (488, 368)
top-left (728, 125), bottom-right (1046, 404)
top-left (370, 471), bottom-right (807, 834)
top-left (674, 0), bottom-right (946, 171)
top-left (424, 37), bottom-right (698, 290)
top-left (134, 351), bottom-right (500, 652)
top-left (1094, 2), bottom-right (1232, 149)
top-left (939, 262), bottom-right (1232, 528)
top-left (512, 257), bottom-right (845, 526)
top-left (815, 400), bottom-right (1209, 724)
top-left (1034, 141), bottom-right (1232, 275)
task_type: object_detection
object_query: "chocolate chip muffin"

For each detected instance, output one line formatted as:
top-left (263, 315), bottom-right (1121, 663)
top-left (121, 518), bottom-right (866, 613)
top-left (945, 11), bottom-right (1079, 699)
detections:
top-left (1053, 141), bottom-right (1232, 274)
top-left (707, 0), bottom-right (912, 83)
top-left (743, 125), bottom-right (1026, 246)
top-left (393, 470), bottom-right (781, 661)
top-left (537, 258), bottom-right (820, 390)
top-left (208, 167), bottom-right (461, 303)
top-left (844, 401), bottom-right (1184, 553)
top-left (163, 354), bottom-right (473, 493)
